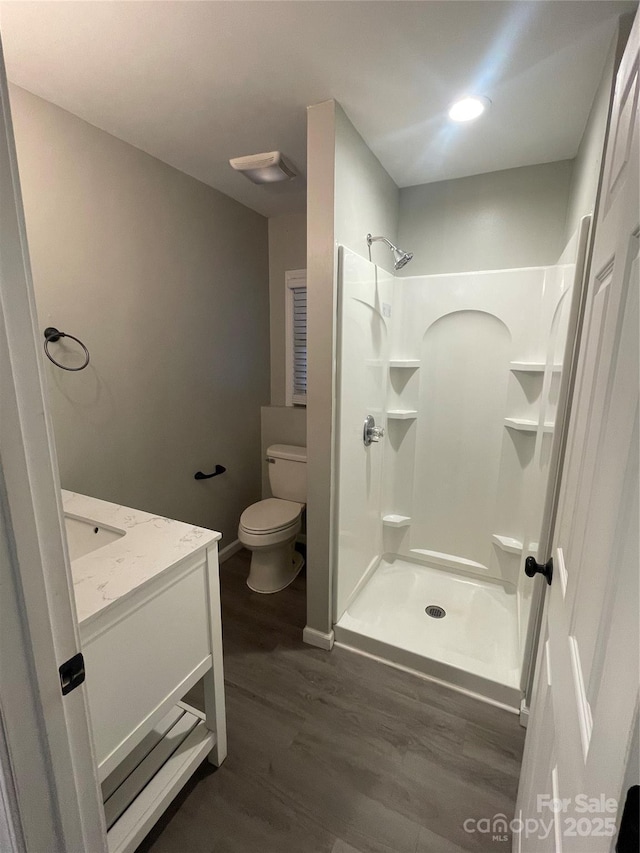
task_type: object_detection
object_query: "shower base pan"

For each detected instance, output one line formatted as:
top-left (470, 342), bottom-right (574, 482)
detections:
top-left (334, 554), bottom-right (522, 710)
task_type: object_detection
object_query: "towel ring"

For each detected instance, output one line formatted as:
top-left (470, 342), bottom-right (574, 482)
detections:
top-left (44, 327), bottom-right (90, 371)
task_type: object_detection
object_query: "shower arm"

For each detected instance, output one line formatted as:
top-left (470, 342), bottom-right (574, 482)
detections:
top-left (366, 234), bottom-right (399, 252)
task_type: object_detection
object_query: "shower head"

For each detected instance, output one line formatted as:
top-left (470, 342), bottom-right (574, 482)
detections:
top-left (392, 247), bottom-right (413, 270)
top-left (366, 234), bottom-right (413, 271)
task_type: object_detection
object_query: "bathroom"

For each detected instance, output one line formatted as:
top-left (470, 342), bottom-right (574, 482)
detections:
top-left (0, 2), bottom-right (638, 852)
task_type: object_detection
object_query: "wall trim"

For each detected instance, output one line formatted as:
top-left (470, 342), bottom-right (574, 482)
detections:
top-left (303, 626), bottom-right (334, 650)
top-left (519, 699), bottom-right (530, 728)
top-left (218, 539), bottom-right (242, 563)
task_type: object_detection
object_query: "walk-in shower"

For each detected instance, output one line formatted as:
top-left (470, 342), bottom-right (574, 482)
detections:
top-left (332, 226), bottom-right (587, 709)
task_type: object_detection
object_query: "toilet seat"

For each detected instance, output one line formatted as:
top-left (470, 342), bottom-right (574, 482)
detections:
top-left (239, 498), bottom-right (303, 535)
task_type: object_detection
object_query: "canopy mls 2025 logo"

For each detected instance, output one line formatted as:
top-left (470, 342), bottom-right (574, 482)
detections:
top-left (463, 795), bottom-right (618, 843)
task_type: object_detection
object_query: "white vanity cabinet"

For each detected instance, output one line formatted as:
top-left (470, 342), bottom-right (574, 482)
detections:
top-left (63, 491), bottom-right (226, 853)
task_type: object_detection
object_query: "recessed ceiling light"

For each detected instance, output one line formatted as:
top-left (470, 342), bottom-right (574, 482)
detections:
top-left (448, 96), bottom-right (491, 123)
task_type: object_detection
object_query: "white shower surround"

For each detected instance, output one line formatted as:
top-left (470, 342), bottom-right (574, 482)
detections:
top-left (333, 244), bottom-right (576, 707)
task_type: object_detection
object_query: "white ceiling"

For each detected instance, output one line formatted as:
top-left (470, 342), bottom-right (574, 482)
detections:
top-left (0, 1), bottom-right (635, 218)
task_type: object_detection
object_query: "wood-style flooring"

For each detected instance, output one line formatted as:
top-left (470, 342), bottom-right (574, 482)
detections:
top-left (137, 549), bottom-right (525, 853)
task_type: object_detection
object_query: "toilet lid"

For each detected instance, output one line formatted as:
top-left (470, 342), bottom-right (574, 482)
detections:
top-left (240, 498), bottom-right (303, 534)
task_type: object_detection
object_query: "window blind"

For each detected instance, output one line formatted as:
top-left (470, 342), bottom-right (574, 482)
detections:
top-left (291, 286), bottom-right (307, 404)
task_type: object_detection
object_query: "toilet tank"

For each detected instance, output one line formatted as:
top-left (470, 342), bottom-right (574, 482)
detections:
top-left (267, 444), bottom-right (307, 503)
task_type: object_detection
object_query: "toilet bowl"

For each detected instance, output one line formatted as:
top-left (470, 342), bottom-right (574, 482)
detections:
top-left (239, 498), bottom-right (304, 593)
top-left (238, 444), bottom-right (307, 593)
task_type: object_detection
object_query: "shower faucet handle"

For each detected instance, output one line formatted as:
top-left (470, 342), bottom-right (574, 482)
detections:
top-left (363, 415), bottom-right (384, 446)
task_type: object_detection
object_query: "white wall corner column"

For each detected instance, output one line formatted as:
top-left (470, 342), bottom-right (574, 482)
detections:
top-left (305, 99), bottom-right (401, 645)
top-left (305, 99), bottom-right (337, 641)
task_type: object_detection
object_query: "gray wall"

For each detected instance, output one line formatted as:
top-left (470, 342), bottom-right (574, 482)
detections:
top-left (563, 45), bottom-right (614, 243)
top-left (262, 211), bottom-right (307, 499)
top-left (10, 85), bottom-right (270, 545)
top-left (268, 212), bottom-right (307, 407)
top-left (564, 16), bottom-right (632, 243)
top-left (306, 100), bottom-right (399, 638)
top-left (397, 160), bottom-right (574, 276)
top-left (335, 104), bottom-right (399, 273)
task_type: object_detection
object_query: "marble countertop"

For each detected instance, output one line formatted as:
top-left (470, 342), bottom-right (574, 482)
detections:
top-left (63, 490), bottom-right (221, 628)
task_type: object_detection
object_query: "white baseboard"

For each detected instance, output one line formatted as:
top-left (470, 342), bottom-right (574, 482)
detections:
top-left (303, 626), bottom-right (334, 650)
top-left (519, 699), bottom-right (529, 728)
top-left (218, 539), bottom-right (242, 563)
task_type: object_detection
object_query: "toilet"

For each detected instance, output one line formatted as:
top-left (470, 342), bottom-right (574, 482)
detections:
top-left (238, 444), bottom-right (306, 593)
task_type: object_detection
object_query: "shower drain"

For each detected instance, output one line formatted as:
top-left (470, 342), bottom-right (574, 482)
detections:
top-left (425, 605), bottom-right (446, 619)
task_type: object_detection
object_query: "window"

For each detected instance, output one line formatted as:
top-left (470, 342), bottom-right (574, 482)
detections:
top-left (285, 269), bottom-right (307, 406)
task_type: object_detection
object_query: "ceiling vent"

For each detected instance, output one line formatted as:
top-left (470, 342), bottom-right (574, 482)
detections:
top-left (229, 151), bottom-right (297, 184)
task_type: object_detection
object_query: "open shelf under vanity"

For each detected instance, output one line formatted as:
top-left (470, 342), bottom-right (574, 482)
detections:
top-left (104, 703), bottom-right (214, 853)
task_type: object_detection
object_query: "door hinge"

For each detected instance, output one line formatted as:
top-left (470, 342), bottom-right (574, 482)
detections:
top-left (59, 652), bottom-right (85, 695)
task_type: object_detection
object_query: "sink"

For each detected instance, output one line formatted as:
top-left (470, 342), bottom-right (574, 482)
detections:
top-left (64, 514), bottom-right (125, 562)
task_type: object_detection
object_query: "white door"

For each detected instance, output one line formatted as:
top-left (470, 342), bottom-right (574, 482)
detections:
top-left (515, 15), bottom-right (639, 853)
top-left (0, 35), bottom-right (107, 852)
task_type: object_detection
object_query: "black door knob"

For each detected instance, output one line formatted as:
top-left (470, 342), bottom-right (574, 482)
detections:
top-left (525, 555), bottom-right (553, 585)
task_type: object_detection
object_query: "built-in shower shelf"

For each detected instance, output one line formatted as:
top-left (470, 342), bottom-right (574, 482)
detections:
top-left (386, 409), bottom-right (418, 420)
top-left (492, 534), bottom-right (540, 555)
top-left (389, 359), bottom-right (420, 369)
top-left (510, 361), bottom-right (562, 373)
top-left (382, 514), bottom-right (412, 528)
top-left (504, 417), bottom-right (555, 433)
top-left (492, 534), bottom-right (523, 554)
